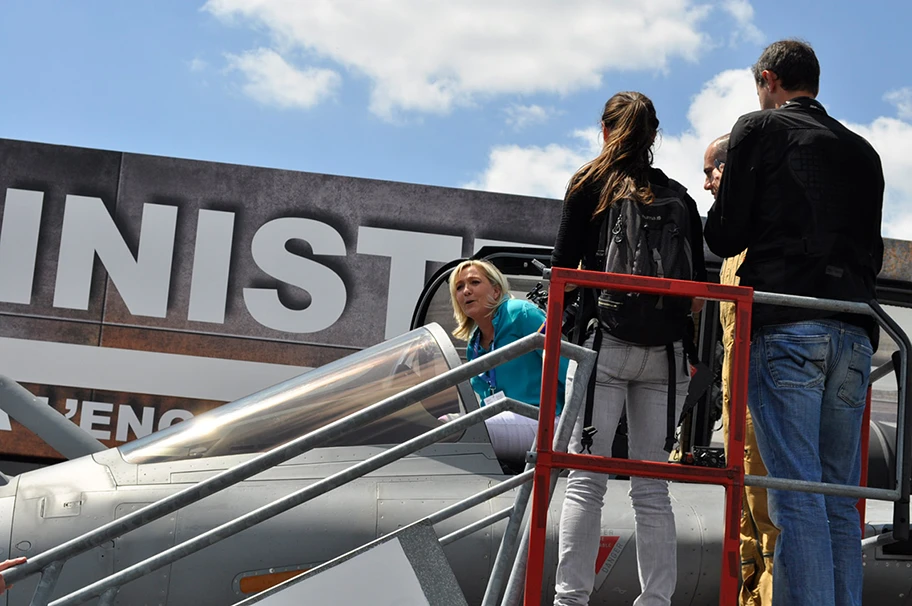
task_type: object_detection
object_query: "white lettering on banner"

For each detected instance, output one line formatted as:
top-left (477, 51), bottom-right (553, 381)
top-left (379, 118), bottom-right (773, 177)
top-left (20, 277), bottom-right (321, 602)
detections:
top-left (357, 227), bottom-right (462, 339)
top-left (159, 409), bottom-right (193, 430)
top-left (54, 196), bottom-right (177, 317)
top-left (188, 209), bottom-right (235, 324)
top-left (78, 399), bottom-right (114, 440)
top-left (243, 217), bottom-right (347, 333)
top-left (0, 189), bottom-right (44, 305)
top-left (1, 187), bottom-right (548, 337)
top-left (5, 397), bottom-right (195, 442)
top-left (115, 405), bottom-right (156, 441)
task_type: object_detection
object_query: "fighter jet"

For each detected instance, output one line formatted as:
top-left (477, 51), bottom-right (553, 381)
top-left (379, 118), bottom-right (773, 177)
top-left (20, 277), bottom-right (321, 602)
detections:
top-left (0, 251), bottom-right (909, 605)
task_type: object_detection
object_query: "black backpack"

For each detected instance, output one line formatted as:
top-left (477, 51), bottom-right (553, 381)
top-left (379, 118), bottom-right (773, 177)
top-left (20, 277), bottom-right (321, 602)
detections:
top-left (578, 184), bottom-right (703, 454)
top-left (596, 184), bottom-right (694, 345)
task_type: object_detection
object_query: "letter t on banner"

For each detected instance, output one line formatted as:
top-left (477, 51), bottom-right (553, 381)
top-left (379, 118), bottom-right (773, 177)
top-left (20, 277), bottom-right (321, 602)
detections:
top-left (357, 227), bottom-right (462, 339)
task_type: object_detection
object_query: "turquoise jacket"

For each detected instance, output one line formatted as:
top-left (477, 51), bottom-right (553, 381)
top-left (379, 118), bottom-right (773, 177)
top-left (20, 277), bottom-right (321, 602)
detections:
top-left (466, 298), bottom-right (568, 415)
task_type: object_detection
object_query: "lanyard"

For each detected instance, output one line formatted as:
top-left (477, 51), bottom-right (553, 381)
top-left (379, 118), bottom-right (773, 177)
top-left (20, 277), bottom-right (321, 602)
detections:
top-left (472, 332), bottom-right (497, 395)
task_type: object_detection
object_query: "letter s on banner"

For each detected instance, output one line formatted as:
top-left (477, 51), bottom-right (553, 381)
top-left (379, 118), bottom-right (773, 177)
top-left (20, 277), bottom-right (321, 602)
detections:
top-left (243, 218), bottom-right (347, 333)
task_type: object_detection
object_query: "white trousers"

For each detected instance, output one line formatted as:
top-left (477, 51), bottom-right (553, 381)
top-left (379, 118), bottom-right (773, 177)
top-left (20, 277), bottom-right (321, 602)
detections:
top-left (554, 333), bottom-right (689, 606)
top-left (485, 411), bottom-right (540, 462)
top-left (440, 410), bottom-right (544, 463)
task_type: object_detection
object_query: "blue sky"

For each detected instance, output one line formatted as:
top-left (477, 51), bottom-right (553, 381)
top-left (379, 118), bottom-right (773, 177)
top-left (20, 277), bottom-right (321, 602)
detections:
top-left (2, 0), bottom-right (911, 239)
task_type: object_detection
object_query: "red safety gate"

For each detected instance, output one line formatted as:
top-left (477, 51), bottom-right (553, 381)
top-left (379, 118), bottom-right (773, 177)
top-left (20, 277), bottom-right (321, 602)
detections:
top-left (525, 267), bottom-right (754, 606)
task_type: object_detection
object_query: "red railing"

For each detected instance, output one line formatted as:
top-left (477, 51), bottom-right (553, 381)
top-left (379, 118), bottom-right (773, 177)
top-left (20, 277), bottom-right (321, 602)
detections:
top-left (524, 266), bottom-right (754, 606)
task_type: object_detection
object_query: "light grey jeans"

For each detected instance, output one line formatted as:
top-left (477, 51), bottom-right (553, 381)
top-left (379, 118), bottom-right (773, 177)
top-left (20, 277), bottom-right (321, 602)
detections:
top-left (554, 332), bottom-right (689, 606)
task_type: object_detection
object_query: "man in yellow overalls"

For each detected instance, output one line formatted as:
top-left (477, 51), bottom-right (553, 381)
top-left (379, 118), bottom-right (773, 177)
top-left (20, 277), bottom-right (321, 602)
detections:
top-left (703, 134), bottom-right (778, 605)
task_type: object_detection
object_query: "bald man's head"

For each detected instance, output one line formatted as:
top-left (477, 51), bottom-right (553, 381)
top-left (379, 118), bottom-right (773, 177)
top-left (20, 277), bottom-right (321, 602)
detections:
top-left (703, 134), bottom-right (730, 199)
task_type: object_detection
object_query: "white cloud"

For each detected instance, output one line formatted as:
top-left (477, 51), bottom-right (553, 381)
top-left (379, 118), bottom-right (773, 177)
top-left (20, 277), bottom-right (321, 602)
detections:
top-left (463, 135), bottom-right (593, 198)
top-left (654, 68), bottom-right (758, 215)
top-left (885, 87), bottom-right (912, 120)
top-left (465, 70), bottom-right (758, 211)
top-left (504, 104), bottom-right (556, 131)
top-left (188, 57), bottom-right (208, 72)
top-left (721, 0), bottom-right (764, 45)
top-left (465, 69), bottom-right (912, 242)
top-left (203, 0), bottom-right (761, 119)
top-left (225, 48), bottom-right (340, 109)
top-left (843, 116), bottom-right (912, 240)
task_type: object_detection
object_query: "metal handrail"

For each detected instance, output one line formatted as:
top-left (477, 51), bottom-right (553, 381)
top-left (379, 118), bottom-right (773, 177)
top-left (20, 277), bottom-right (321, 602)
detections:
top-left (2, 331), bottom-right (552, 603)
top-left (428, 469), bottom-right (534, 526)
top-left (51, 399), bottom-right (522, 606)
top-left (52, 342), bottom-right (595, 606)
top-left (743, 475), bottom-right (897, 500)
top-left (488, 342), bottom-right (594, 606)
top-left (439, 507), bottom-right (515, 546)
top-left (871, 358), bottom-right (896, 383)
top-left (6, 334), bottom-right (595, 606)
top-left (483, 344), bottom-right (594, 606)
top-left (752, 292), bottom-right (912, 541)
top-left (239, 345), bottom-right (595, 606)
top-left (523, 266), bottom-right (912, 606)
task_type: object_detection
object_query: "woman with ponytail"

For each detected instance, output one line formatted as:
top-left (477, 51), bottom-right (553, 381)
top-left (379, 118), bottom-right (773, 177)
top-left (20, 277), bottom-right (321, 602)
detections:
top-left (552, 92), bottom-right (706, 605)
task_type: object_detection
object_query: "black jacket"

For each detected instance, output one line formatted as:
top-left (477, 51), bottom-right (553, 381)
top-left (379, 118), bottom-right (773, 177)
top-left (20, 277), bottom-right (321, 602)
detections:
top-left (704, 97), bottom-right (884, 342)
top-left (552, 167), bottom-right (707, 283)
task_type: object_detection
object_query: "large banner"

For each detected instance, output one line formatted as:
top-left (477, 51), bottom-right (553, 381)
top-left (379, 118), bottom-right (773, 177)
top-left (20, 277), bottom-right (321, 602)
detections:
top-left (0, 138), bottom-right (563, 458)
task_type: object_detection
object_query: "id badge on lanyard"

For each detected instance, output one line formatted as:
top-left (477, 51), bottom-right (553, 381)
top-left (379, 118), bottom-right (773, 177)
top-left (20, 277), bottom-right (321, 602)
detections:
top-left (472, 334), bottom-right (498, 397)
top-left (483, 390), bottom-right (506, 407)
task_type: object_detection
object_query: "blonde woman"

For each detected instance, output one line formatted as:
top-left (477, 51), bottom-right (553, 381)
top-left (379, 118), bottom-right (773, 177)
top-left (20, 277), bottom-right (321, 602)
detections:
top-left (449, 259), bottom-right (567, 461)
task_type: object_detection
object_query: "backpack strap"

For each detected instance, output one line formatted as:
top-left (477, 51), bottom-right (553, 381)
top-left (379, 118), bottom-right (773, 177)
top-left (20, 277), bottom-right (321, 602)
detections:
top-left (676, 319), bottom-right (714, 444)
top-left (596, 208), bottom-right (611, 267)
top-left (576, 212), bottom-right (611, 456)
top-left (580, 325), bottom-right (602, 454)
top-left (664, 343), bottom-right (677, 453)
top-left (682, 319), bottom-right (699, 367)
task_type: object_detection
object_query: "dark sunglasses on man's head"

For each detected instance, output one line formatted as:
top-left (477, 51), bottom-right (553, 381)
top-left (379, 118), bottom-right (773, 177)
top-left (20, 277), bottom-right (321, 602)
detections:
top-left (714, 159), bottom-right (725, 170)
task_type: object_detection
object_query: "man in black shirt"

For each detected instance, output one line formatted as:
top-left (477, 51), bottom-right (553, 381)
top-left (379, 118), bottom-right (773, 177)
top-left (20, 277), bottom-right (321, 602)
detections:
top-left (704, 40), bottom-right (884, 606)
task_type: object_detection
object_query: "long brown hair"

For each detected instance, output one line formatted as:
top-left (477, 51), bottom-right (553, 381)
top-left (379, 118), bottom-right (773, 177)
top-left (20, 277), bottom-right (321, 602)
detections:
top-left (566, 91), bottom-right (659, 219)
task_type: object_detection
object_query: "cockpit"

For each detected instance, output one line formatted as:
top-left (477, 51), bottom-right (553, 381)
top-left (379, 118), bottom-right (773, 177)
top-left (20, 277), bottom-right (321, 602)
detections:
top-left (119, 324), bottom-right (474, 464)
top-left (119, 248), bottom-right (556, 467)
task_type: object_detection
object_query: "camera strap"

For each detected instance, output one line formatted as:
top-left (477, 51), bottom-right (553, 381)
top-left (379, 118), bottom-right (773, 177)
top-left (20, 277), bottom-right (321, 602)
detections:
top-left (580, 324), bottom-right (601, 454)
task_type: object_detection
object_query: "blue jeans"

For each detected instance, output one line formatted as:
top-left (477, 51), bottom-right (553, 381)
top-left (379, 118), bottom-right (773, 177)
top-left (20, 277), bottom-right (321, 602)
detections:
top-left (748, 320), bottom-right (873, 606)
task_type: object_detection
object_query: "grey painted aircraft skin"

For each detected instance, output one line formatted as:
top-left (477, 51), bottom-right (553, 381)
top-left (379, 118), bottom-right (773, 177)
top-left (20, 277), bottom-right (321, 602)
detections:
top-left (0, 323), bottom-right (909, 605)
top-left (0, 436), bottom-right (907, 604)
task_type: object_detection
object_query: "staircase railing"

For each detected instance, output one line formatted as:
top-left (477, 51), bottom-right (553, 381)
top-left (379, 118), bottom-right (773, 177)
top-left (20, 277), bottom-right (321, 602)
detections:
top-left (1, 333), bottom-right (596, 606)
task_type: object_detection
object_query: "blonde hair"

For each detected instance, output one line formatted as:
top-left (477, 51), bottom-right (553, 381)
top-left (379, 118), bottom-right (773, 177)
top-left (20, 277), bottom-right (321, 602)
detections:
top-left (566, 91), bottom-right (659, 219)
top-left (449, 260), bottom-right (512, 342)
